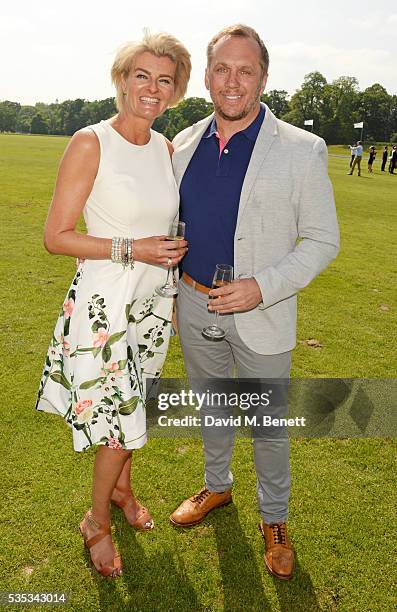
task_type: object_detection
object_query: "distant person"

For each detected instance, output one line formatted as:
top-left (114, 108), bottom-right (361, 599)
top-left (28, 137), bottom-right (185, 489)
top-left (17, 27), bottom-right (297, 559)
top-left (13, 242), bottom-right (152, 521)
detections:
top-left (36, 32), bottom-right (190, 578)
top-left (381, 146), bottom-right (388, 172)
top-left (349, 141), bottom-right (363, 176)
top-left (367, 146), bottom-right (376, 173)
top-left (349, 143), bottom-right (357, 167)
top-left (388, 145), bottom-right (396, 173)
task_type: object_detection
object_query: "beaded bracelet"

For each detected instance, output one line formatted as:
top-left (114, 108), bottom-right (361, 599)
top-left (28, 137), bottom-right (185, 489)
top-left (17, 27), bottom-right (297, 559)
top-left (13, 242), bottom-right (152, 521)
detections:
top-left (111, 237), bottom-right (134, 269)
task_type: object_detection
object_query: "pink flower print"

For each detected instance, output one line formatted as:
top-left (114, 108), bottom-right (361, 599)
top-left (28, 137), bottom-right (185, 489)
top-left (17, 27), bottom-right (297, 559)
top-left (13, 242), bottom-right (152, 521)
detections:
top-left (93, 328), bottom-right (109, 348)
top-left (108, 362), bottom-right (123, 377)
top-left (63, 298), bottom-right (74, 318)
top-left (74, 399), bottom-right (93, 415)
top-left (108, 436), bottom-right (122, 450)
top-left (74, 399), bottom-right (94, 424)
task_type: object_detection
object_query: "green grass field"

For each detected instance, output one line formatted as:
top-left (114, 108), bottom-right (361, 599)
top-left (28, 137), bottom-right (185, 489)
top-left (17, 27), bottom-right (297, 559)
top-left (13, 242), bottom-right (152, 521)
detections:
top-left (0, 134), bottom-right (396, 611)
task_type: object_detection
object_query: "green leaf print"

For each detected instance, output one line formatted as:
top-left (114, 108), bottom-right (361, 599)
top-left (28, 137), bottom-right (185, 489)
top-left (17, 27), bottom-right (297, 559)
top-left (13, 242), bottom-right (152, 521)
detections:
top-left (91, 320), bottom-right (107, 332)
top-left (155, 337), bottom-right (164, 347)
top-left (50, 371), bottom-right (71, 390)
top-left (64, 317), bottom-right (70, 337)
top-left (79, 377), bottom-right (103, 390)
top-left (102, 344), bottom-right (112, 363)
top-left (107, 331), bottom-right (126, 346)
top-left (119, 396), bottom-right (139, 415)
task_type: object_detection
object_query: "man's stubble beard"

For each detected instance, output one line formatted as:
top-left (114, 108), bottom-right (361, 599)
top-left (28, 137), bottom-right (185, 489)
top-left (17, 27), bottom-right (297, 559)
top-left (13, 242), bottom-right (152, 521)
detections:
top-left (213, 80), bottom-right (264, 122)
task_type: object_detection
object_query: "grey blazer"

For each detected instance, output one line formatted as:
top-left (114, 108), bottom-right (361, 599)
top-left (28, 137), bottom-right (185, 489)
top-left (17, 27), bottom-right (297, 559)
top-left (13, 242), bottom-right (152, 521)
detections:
top-left (172, 104), bottom-right (340, 355)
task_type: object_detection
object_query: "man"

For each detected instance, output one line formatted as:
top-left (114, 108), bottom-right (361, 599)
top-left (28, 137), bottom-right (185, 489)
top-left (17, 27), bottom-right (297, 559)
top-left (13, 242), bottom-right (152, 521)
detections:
top-left (381, 146), bottom-right (388, 172)
top-left (348, 141), bottom-right (363, 176)
top-left (170, 25), bottom-right (339, 581)
top-left (349, 143), bottom-right (357, 168)
top-left (389, 145), bottom-right (397, 174)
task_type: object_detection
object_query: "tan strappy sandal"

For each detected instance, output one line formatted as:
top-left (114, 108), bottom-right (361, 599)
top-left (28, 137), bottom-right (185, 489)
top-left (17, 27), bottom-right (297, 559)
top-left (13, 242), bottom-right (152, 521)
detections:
top-left (79, 510), bottom-right (122, 578)
top-left (111, 489), bottom-right (154, 531)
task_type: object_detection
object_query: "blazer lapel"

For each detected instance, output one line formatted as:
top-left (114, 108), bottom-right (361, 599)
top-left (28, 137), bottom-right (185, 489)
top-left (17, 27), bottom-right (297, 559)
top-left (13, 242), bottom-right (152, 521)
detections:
top-left (236, 105), bottom-right (279, 230)
top-left (172, 115), bottom-right (213, 187)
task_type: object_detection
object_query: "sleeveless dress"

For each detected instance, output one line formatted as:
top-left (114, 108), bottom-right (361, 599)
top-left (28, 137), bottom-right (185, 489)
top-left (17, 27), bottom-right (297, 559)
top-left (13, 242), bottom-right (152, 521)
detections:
top-left (36, 121), bottom-right (178, 452)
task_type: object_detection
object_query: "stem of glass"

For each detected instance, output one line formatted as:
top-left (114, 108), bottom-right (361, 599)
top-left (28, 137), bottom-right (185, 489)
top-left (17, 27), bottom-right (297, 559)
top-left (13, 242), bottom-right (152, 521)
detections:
top-left (165, 265), bottom-right (172, 287)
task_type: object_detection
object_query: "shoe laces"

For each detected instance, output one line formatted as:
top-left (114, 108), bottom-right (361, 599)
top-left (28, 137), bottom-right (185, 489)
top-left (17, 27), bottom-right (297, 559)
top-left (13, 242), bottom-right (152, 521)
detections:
top-left (271, 523), bottom-right (287, 545)
top-left (192, 488), bottom-right (211, 504)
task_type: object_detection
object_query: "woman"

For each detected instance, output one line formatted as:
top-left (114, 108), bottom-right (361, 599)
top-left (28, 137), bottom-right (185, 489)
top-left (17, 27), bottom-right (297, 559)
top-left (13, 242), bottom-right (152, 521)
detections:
top-left (36, 32), bottom-right (191, 577)
top-left (367, 146), bottom-right (376, 173)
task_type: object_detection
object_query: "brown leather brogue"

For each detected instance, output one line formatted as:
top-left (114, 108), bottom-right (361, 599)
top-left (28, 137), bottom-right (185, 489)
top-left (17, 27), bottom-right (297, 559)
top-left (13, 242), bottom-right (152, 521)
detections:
top-left (170, 488), bottom-right (232, 527)
top-left (259, 521), bottom-right (294, 580)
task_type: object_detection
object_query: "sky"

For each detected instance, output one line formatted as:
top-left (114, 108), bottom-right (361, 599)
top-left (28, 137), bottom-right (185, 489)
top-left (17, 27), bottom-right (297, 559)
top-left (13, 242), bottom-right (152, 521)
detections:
top-left (1, 0), bottom-right (396, 105)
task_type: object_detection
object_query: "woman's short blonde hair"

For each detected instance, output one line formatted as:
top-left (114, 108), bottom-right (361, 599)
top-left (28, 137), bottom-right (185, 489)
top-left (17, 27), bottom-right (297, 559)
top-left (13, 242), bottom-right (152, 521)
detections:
top-left (111, 31), bottom-right (191, 111)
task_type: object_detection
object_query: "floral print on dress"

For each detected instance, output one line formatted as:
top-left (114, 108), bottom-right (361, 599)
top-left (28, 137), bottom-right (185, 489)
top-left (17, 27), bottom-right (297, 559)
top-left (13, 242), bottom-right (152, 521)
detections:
top-left (36, 266), bottom-right (171, 451)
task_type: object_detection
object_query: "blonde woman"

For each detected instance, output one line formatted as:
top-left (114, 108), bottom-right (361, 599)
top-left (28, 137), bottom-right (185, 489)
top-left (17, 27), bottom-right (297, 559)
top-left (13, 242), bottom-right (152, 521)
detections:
top-left (36, 33), bottom-right (191, 577)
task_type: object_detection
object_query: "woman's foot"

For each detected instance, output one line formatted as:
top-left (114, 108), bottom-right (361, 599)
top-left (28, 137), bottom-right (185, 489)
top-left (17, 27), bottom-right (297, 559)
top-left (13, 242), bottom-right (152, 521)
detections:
top-left (79, 510), bottom-right (122, 577)
top-left (111, 487), bottom-right (154, 530)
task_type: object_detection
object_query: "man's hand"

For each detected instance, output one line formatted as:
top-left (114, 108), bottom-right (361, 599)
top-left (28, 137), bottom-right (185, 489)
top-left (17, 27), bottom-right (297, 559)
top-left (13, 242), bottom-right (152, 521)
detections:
top-left (208, 278), bottom-right (262, 313)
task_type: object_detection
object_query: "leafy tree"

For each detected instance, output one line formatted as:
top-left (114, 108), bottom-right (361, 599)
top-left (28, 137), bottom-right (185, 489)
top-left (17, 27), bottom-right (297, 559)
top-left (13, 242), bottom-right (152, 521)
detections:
top-left (154, 97), bottom-right (213, 139)
top-left (16, 106), bottom-right (36, 133)
top-left (62, 98), bottom-right (86, 135)
top-left (0, 101), bottom-right (21, 132)
top-left (283, 71), bottom-right (328, 131)
top-left (360, 84), bottom-right (392, 141)
top-left (261, 90), bottom-right (290, 117)
top-left (30, 113), bottom-right (49, 134)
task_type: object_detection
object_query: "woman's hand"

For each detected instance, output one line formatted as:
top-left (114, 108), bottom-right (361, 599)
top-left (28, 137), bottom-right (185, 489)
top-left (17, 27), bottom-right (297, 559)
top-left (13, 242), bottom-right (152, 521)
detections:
top-left (133, 236), bottom-right (188, 266)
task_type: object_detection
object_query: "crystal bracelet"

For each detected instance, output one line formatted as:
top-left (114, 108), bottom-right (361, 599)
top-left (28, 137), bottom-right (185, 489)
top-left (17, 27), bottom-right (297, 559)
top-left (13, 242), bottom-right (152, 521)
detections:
top-left (111, 237), bottom-right (134, 269)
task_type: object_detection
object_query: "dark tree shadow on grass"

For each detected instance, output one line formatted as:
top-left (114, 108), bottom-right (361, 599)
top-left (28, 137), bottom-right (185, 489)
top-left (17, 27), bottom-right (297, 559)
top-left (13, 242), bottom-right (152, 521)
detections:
top-left (273, 555), bottom-right (320, 612)
top-left (82, 516), bottom-right (203, 612)
top-left (211, 504), bottom-right (271, 611)
top-left (210, 504), bottom-right (320, 612)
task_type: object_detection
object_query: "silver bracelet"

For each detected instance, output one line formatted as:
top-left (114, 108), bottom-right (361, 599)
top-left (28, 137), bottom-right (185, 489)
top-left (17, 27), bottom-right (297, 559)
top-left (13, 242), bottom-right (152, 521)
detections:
top-left (111, 237), bottom-right (134, 269)
top-left (111, 237), bottom-right (123, 263)
top-left (125, 237), bottom-right (134, 269)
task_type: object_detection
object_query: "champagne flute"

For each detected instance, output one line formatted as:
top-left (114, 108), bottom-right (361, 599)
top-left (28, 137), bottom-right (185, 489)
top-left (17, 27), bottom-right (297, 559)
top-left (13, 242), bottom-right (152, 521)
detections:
top-left (202, 264), bottom-right (233, 340)
top-left (156, 221), bottom-right (186, 298)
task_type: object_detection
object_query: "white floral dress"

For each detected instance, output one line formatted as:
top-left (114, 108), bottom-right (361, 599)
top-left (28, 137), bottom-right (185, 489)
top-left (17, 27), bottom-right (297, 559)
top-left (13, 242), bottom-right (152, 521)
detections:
top-left (36, 122), bottom-right (178, 451)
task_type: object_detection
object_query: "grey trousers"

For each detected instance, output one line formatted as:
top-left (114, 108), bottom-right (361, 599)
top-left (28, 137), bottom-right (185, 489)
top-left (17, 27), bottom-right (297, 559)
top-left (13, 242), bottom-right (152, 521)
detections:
top-left (177, 278), bottom-right (291, 523)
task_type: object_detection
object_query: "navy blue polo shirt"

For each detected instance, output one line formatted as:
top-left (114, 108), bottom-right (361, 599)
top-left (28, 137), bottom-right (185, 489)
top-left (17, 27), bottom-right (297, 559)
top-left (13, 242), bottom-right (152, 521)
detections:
top-left (180, 104), bottom-right (265, 288)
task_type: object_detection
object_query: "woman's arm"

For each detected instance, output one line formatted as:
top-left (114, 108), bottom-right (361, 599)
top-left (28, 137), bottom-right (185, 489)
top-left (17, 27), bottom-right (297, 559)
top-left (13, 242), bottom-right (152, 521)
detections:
top-left (44, 129), bottom-right (187, 266)
top-left (44, 129), bottom-right (110, 259)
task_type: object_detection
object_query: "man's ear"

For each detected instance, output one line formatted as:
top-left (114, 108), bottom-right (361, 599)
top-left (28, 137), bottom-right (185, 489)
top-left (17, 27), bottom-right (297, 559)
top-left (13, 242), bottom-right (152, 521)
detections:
top-left (204, 68), bottom-right (210, 91)
top-left (260, 73), bottom-right (268, 96)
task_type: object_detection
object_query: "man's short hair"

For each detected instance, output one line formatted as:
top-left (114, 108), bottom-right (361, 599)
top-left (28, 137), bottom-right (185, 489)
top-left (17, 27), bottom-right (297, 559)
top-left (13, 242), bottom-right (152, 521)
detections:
top-left (207, 24), bottom-right (269, 76)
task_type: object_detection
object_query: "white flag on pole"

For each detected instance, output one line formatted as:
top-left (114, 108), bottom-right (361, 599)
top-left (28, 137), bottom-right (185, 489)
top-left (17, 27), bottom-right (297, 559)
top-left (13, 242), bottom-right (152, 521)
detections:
top-left (304, 119), bottom-right (314, 126)
top-left (354, 121), bottom-right (364, 128)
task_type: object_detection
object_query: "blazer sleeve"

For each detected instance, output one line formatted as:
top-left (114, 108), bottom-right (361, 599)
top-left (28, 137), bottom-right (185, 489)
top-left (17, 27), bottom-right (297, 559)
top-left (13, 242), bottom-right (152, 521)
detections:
top-left (253, 138), bottom-right (340, 309)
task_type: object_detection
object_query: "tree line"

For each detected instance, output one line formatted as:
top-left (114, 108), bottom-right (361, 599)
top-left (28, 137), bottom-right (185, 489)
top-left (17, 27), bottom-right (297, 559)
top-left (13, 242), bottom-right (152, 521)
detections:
top-left (1, 72), bottom-right (396, 144)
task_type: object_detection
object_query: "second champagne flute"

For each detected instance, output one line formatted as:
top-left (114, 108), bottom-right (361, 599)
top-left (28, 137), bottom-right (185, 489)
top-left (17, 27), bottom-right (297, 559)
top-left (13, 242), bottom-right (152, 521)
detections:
top-left (156, 221), bottom-right (186, 298)
top-left (202, 264), bottom-right (233, 340)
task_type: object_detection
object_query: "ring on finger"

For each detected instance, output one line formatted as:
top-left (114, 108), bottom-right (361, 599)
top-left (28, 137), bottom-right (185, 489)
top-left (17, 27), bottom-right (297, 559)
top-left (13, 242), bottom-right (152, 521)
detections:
top-left (167, 257), bottom-right (172, 266)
